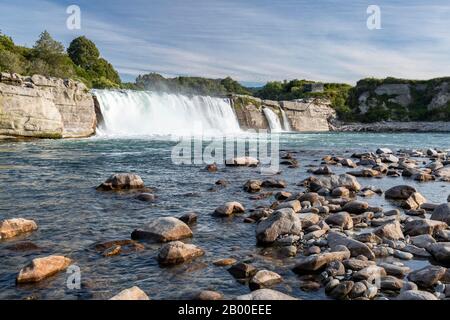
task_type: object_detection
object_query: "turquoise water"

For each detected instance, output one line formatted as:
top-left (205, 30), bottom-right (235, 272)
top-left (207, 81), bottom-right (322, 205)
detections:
top-left (0, 132), bottom-right (449, 300)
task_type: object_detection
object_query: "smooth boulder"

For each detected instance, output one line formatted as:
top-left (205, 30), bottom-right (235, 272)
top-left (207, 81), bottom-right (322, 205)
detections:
top-left (256, 209), bottom-right (302, 244)
top-left (385, 185), bottom-right (417, 200)
top-left (131, 217), bottom-right (193, 242)
top-left (214, 202), bottom-right (245, 216)
top-left (157, 241), bottom-right (204, 265)
top-left (0, 218), bottom-right (38, 240)
top-left (97, 173), bottom-right (145, 191)
top-left (110, 286), bottom-right (150, 300)
top-left (431, 203), bottom-right (450, 224)
top-left (235, 289), bottom-right (297, 300)
top-left (17, 255), bottom-right (72, 283)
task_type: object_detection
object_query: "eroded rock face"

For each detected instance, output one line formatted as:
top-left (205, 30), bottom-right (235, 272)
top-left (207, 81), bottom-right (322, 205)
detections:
top-left (17, 255), bottom-right (72, 283)
top-left (157, 241), bottom-right (204, 265)
top-left (0, 218), bottom-right (38, 240)
top-left (0, 73), bottom-right (96, 138)
top-left (256, 208), bottom-right (302, 244)
top-left (131, 217), bottom-right (193, 242)
top-left (97, 173), bottom-right (145, 191)
top-left (110, 286), bottom-right (149, 300)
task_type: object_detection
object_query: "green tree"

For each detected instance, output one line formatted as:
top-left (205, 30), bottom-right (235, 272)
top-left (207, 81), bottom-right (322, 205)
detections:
top-left (28, 31), bottom-right (75, 78)
top-left (67, 36), bottom-right (100, 70)
top-left (0, 50), bottom-right (26, 73)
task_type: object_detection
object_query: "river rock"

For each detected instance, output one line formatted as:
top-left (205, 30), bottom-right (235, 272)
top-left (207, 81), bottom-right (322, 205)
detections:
top-left (262, 179), bottom-right (286, 188)
top-left (274, 191), bottom-right (292, 201)
top-left (225, 157), bottom-right (259, 167)
top-left (235, 289), bottom-right (297, 300)
top-left (353, 265), bottom-right (387, 281)
top-left (243, 180), bottom-right (262, 193)
top-left (385, 185), bottom-right (417, 200)
top-left (331, 187), bottom-right (350, 198)
top-left (94, 239), bottom-right (144, 255)
top-left (299, 213), bottom-right (320, 228)
top-left (403, 192), bottom-right (427, 210)
top-left (249, 270), bottom-right (283, 290)
top-left (110, 286), bottom-right (149, 300)
top-left (214, 202), bottom-right (245, 216)
top-left (0, 218), bottom-right (38, 240)
top-left (195, 290), bottom-right (223, 300)
top-left (329, 281), bottom-right (354, 300)
top-left (135, 193), bottom-right (156, 202)
top-left (377, 262), bottom-right (410, 278)
top-left (397, 290), bottom-right (438, 300)
top-left (431, 203), bottom-right (450, 224)
top-left (178, 212), bottom-right (198, 225)
top-left (427, 242), bottom-right (450, 264)
top-left (275, 200), bottom-right (301, 212)
top-left (404, 219), bottom-right (448, 236)
top-left (380, 276), bottom-right (404, 291)
top-left (325, 212), bottom-right (353, 230)
top-left (407, 265), bottom-right (446, 288)
top-left (374, 220), bottom-right (404, 240)
top-left (213, 258), bottom-right (237, 266)
top-left (376, 148), bottom-right (393, 154)
top-left (355, 232), bottom-right (382, 244)
top-left (17, 255), bottom-right (72, 283)
top-left (131, 217), bottom-right (193, 242)
top-left (394, 250), bottom-right (413, 260)
top-left (256, 208), bottom-right (302, 244)
top-left (342, 201), bottom-right (369, 214)
top-left (402, 244), bottom-right (431, 258)
top-left (157, 241), bottom-right (204, 265)
top-left (327, 232), bottom-right (375, 260)
top-left (308, 174), bottom-right (361, 192)
top-left (97, 173), bottom-right (145, 191)
top-left (293, 250), bottom-right (351, 273)
top-left (228, 263), bottom-right (257, 279)
top-left (343, 258), bottom-right (374, 271)
top-left (409, 234), bottom-right (436, 249)
top-left (348, 282), bottom-right (367, 299)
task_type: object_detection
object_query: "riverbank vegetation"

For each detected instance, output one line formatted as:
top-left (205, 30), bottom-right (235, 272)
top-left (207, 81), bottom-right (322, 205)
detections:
top-left (0, 31), bottom-right (121, 89)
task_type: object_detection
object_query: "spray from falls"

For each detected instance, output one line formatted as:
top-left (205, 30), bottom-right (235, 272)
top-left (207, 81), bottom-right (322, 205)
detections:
top-left (92, 90), bottom-right (242, 137)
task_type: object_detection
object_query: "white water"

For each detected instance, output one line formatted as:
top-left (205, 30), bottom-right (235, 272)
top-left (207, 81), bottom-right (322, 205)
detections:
top-left (280, 108), bottom-right (292, 131)
top-left (263, 107), bottom-right (283, 132)
top-left (93, 90), bottom-right (241, 137)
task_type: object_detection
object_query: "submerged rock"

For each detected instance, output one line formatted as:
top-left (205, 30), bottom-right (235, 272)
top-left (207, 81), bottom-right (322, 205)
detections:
top-left (178, 212), bottom-right (198, 225)
top-left (157, 241), bottom-right (204, 265)
top-left (213, 258), bottom-right (237, 267)
top-left (135, 193), bottom-right (156, 202)
top-left (97, 173), bottom-right (145, 191)
top-left (17, 255), bottom-right (72, 283)
top-left (0, 218), bottom-right (38, 240)
top-left (131, 217), bottom-right (193, 242)
top-left (110, 286), bottom-right (149, 300)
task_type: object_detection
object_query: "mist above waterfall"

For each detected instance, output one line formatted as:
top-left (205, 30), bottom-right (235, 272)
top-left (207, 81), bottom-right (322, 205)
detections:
top-left (93, 90), bottom-right (241, 137)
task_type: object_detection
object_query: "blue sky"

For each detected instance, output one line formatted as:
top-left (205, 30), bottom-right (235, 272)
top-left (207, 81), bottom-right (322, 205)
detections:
top-left (1, 0), bottom-right (450, 85)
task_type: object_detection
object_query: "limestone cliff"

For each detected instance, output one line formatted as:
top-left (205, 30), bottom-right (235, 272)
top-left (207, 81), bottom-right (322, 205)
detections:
top-left (349, 77), bottom-right (450, 122)
top-left (0, 73), bottom-right (96, 138)
top-left (231, 95), bottom-right (336, 132)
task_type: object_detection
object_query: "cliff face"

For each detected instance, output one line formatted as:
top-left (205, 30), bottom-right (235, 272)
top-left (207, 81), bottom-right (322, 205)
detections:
top-left (231, 95), bottom-right (336, 132)
top-left (0, 73), bottom-right (96, 139)
top-left (349, 78), bottom-right (450, 122)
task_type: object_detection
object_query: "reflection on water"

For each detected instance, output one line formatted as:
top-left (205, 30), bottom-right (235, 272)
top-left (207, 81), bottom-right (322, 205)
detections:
top-left (0, 132), bottom-right (449, 299)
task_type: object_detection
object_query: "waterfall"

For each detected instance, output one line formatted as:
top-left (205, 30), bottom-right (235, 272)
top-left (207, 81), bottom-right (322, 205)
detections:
top-left (92, 90), bottom-right (241, 137)
top-left (263, 107), bottom-right (283, 132)
top-left (280, 108), bottom-right (292, 131)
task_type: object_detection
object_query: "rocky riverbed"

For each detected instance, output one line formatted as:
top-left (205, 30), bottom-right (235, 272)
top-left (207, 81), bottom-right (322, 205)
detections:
top-left (0, 134), bottom-right (450, 300)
